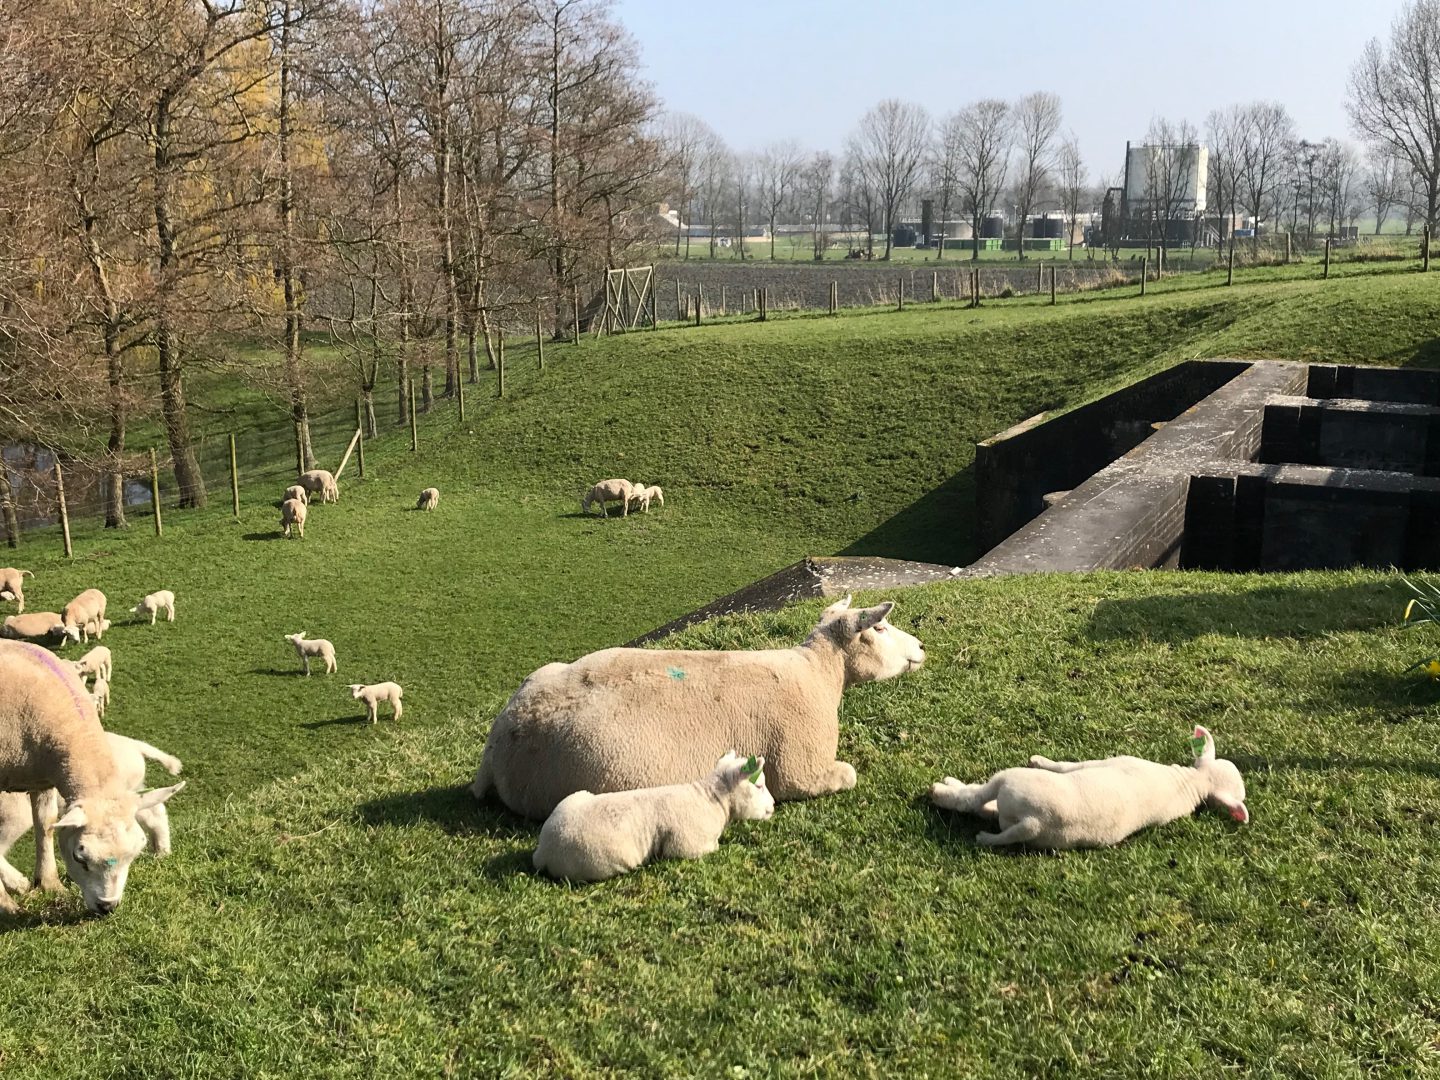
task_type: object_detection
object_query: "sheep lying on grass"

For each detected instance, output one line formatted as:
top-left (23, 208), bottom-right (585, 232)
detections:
top-left (0, 731), bottom-right (184, 893)
top-left (348, 682), bottom-right (403, 724)
top-left (90, 674), bottom-right (110, 719)
top-left (283, 484), bottom-right (308, 506)
top-left (929, 726), bottom-right (1249, 850)
top-left (472, 595), bottom-right (925, 819)
top-left (0, 640), bottom-right (184, 914)
top-left (629, 484), bottom-right (664, 513)
top-left (0, 568), bottom-right (33, 613)
top-left (581, 478), bottom-right (634, 518)
top-left (280, 497), bottom-right (307, 539)
top-left (298, 468), bottom-right (339, 504)
top-left (285, 632), bottom-right (336, 676)
top-left (417, 487), bottom-right (440, 511)
top-left (131, 590), bottom-right (176, 625)
top-left (2, 613), bottom-right (65, 643)
top-left (71, 645), bottom-right (112, 684)
top-left (61, 589), bottom-right (107, 643)
top-left (533, 751), bottom-right (775, 883)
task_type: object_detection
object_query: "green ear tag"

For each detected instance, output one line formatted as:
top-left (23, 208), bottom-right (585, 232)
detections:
top-left (742, 755), bottom-right (760, 784)
top-left (1189, 734), bottom-right (1207, 757)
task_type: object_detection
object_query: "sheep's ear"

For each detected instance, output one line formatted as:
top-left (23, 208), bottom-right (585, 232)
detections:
top-left (1190, 726), bottom-right (1216, 763)
top-left (1213, 793), bottom-right (1248, 824)
top-left (137, 782), bottom-right (186, 810)
top-left (53, 803), bottom-right (87, 830)
top-left (821, 594), bottom-right (853, 620)
top-left (855, 602), bottom-right (895, 632)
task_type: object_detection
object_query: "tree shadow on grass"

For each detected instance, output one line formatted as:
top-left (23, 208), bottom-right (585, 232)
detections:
top-left (838, 466), bottom-right (975, 567)
top-left (357, 783), bottom-right (537, 842)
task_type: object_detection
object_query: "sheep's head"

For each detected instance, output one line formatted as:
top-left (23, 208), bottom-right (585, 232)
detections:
top-left (62, 623), bottom-right (82, 643)
top-left (714, 751), bottom-right (775, 822)
top-left (285, 632), bottom-right (306, 646)
top-left (1191, 726), bottom-right (1248, 824)
top-left (129, 602), bottom-right (145, 616)
top-left (348, 683), bottom-right (365, 699)
top-left (54, 783), bottom-right (185, 915)
top-left (813, 595), bottom-right (926, 686)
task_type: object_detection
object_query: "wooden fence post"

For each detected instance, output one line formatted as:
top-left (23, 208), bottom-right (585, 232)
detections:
top-left (830, 280), bottom-right (838, 315)
top-left (1425, 224), bottom-right (1432, 272)
top-left (897, 276), bottom-right (904, 311)
top-left (1049, 265), bottom-right (1057, 305)
top-left (409, 380), bottom-right (418, 452)
top-left (230, 432), bottom-right (240, 517)
top-left (1323, 238), bottom-right (1331, 279)
top-left (1037, 263), bottom-right (1044, 292)
top-left (931, 271), bottom-right (938, 303)
top-left (573, 285), bottom-right (581, 342)
top-left (1227, 238), bottom-right (1235, 286)
top-left (695, 283), bottom-right (703, 326)
top-left (536, 307), bottom-right (545, 370)
top-left (674, 279), bottom-right (682, 322)
top-left (457, 374), bottom-right (466, 422)
top-left (149, 447), bottom-right (162, 537)
top-left (355, 406), bottom-right (366, 478)
top-left (497, 330), bottom-right (506, 397)
top-left (720, 284), bottom-right (727, 313)
top-left (758, 287), bottom-right (767, 321)
top-left (54, 461), bottom-right (72, 558)
top-left (973, 267), bottom-right (981, 307)
top-left (1285, 232), bottom-right (1292, 264)
top-left (1140, 258), bottom-right (1148, 296)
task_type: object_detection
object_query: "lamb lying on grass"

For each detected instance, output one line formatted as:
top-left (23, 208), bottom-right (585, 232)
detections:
top-left (348, 682), bottom-right (403, 724)
top-left (0, 568), bottom-right (33, 613)
top-left (0, 731), bottom-right (184, 895)
top-left (61, 588), bottom-right (107, 643)
top-left (533, 751), bottom-right (775, 883)
top-left (929, 726), bottom-right (1249, 849)
top-left (132, 590), bottom-right (176, 625)
top-left (416, 487), bottom-right (440, 511)
top-left (1, 612), bottom-right (65, 643)
top-left (628, 484), bottom-right (664, 513)
top-left (298, 468), bottom-right (339, 504)
top-left (581, 478), bottom-right (634, 518)
top-left (71, 645), bottom-right (112, 684)
top-left (280, 497), bottom-right (307, 539)
top-left (473, 595), bottom-right (925, 819)
top-left (285, 632), bottom-right (336, 675)
top-left (283, 484), bottom-right (308, 506)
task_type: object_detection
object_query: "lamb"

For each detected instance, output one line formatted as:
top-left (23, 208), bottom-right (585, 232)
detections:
top-left (533, 751), bottom-right (775, 883)
top-left (0, 640), bottom-right (184, 914)
top-left (581, 478), bottom-right (635, 518)
top-left (280, 497), bottom-right (307, 539)
top-left (472, 594), bottom-right (926, 820)
top-left (0, 568), bottom-right (33, 614)
top-left (285, 631), bottom-right (336, 676)
top-left (297, 468), bottom-right (339, 504)
top-left (131, 590), bottom-right (176, 625)
top-left (416, 487), bottom-right (440, 511)
top-left (90, 674), bottom-right (111, 719)
top-left (928, 725), bottom-right (1250, 850)
top-left (0, 732), bottom-right (184, 892)
top-left (81, 616), bottom-right (111, 640)
top-left (1, 612), bottom-right (65, 643)
top-left (348, 681), bottom-right (403, 724)
top-left (283, 484), bottom-right (309, 506)
top-left (61, 588), bottom-right (107, 643)
top-left (71, 645), bottom-right (112, 684)
top-left (629, 484), bottom-right (664, 513)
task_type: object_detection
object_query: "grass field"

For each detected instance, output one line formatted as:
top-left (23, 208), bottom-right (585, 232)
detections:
top-left (3, 270), bottom-right (1440, 1075)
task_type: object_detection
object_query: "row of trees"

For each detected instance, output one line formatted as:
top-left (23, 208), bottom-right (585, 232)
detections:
top-left (0, 0), bottom-right (664, 519)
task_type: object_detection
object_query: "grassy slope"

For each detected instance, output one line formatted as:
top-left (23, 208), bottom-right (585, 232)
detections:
top-left (2, 272), bottom-right (1440, 1075)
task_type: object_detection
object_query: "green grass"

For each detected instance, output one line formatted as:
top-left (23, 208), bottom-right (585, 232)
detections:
top-left (4, 270), bottom-right (1440, 1075)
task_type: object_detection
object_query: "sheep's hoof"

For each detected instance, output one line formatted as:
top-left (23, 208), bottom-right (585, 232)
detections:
top-left (35, 874), bottom-right (64, 894)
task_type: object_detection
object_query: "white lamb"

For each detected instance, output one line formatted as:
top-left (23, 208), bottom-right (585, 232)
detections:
top-left (280, 497), bottom-right (307, 539)
top-left (533, 751), bottom-right (775, 883)
top-left (416, 487), bottom-right (440, 511)
top-left (131, 590), bottom-right (176, 625)
top-left (929, 726), bottom-right (1249, 850)
top-left (71, 645), bottom-right (112, 684)
top-left (348, 682), bottom-right (403, 724)
top-left (285, 631), bottom-right (336, 676)
top-left (283, 484), bottom-right (309, 506)
top-left (629, 484), bottom-right (664, 513)
top-left (90, 674), bottom-right (110, 719)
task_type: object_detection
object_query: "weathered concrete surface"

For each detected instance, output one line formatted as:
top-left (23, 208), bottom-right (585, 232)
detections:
top-left (1261, 395), bottom-right (1440, 475)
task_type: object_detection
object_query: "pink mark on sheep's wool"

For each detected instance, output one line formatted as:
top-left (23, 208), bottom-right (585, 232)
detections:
top-left (22, 641), bottom-right (93, 722)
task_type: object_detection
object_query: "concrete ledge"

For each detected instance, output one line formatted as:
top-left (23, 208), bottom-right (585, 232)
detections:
top-left (1261, 396), bottom-right (1440, 475)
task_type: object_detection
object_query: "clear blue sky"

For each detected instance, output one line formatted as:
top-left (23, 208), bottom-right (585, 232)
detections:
top-left (612, 0), bottom-right (1409, 178)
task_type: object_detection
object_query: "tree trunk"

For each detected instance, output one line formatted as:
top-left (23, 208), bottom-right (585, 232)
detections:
top-left (74, 176), bottom-right (128, 528)
top-left (279, 4), bottom-right (315, 472)
top-left (362, 387), bottom-right (377, 438)
top-left (0, 466), bottom-right (18, 548)
top-left (422, 363), bottom-right (434, 412)
top-left (466, 318), bottom-right (478, 383)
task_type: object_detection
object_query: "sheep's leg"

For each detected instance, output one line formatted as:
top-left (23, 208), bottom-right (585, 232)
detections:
top-left (137, 803), bottom-right (172, 856)
top-left (367, 702), bottom-right (378, 724)
top-left (31, 790), bottom-right (62, 893)
top-left (976, 818), bottom-right (1043, 847)
top-left (302, 656), bottom-right (311, 676)
top-left (930, 776), bottom-right (1002, 814)
top-left (392, 698), bottom-right (403, 721)
top-left (0, 856), bottom-right (29, 895)
top-left (1028, 756), bottom-right (1107, 773)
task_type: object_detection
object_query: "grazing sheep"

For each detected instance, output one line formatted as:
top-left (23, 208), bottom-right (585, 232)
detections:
top-left (0, 640), bottom-right (184, 914)
top-left (283, 484), bottom-right (309, 506)
top-left (298, 468), bottom-right (339, 504)
top-left (347, 682), bottom-right (404, 723)
top-left (629, 484), bottom-right (664, 513)
top-left (280, 497), bottom-right (307, 539)
top-left (416, 487), bottom-right (440, 511)
top-left (0, 568), bottom-right (33, 614)
top-left (61, 589), bottom-right (107, 643)
top-left (2, 612), bottom-right (66, 643)
top-left (472, 595), bottom-right (926, 819)
top-left (0, 732), bottom-right (184, 890)
top-left (581, 478), bottom-right (634, 518)
top-left (71, 645), bottom-right (112, 684)
top-left (928, 726), bottom-right (1249, 850)
top-left (285, 631), bottom-right (336, 676)
top-left (534, 751), bottom-right (775, 883)
top-left (89, 674), bottom-right (110, 718)
top-left (131, 590), bottom-right (176, 625)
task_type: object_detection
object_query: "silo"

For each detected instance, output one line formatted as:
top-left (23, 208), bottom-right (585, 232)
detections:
top-left (981, 213), bottom-right (1004, 239)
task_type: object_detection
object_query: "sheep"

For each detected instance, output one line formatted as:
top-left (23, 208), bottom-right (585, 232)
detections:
top-left (0, 568), bottom-right (33, 614)
top-left (928, 725), bottom-right (1250, 850)
top-left (297, 468), bottom-right (339, 504)
top-left (61, 588), bottom-right (107, 643)
top-left (131, 589), bottom-right (176, 625)
top-left (0, 640), bottom-right (184, 914)
top-left (347, 681), bottom-right (403, 723)
top-left (283, 484), bottom-right (309, 506)
top-left (280, 497), bottom-right (307, 539)
top-left (533, 751), bottom-right (775, 883)
top-left (0, 732), bottom-right (184, 891)
top-left (71, 645), bottom-right (112, 684)
top-left (285, 631), bottom-right (336, 676)
top-left (81, 616), bottom-right (111, 640)
top-left (416, 487), bottom-right (440, 511)
top-left (581, 478), bottom-right (635, 518)
top-left (629, 484), bottom-right (664, 513)
top-left (1, 612), bottom-right (66, 643)
top-left (90, 674), bottom-right (111, 719)
top-left (471, 594), bottom-right (926, 820)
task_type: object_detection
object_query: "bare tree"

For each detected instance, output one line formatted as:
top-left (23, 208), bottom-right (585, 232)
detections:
top-left (1140, 116), bottom-right (1201, 271)
top-left (661, 112), bottom-right (711, 257)
top-left (1056, 135), bottom-right (1086, 259)
top-left (1317, 138), bottom-right (1361, 238)
top-left (1010, 91), bottom-right (1061, 260)
top-left (756, 139), bottom-right (803, 260)
top-left (1207, 105), bottom-right (1247, 250)
top-left (1237, 102), bottom-right (1296, 250)
top-left (798, 151), bottom-right (834, 260)
top-left (930, 113), bottom-right (965, 260)
top-left (952, 99), bottom-right (1011, 261)
top-left (694, 133), bottom-right (731, 258)
top-left (848, 99), bottom-right (930, 259)
top-left (839, 150), bottom-right (878, 257)
top-left (1364, 146), bottom-right (1405, 234)
top-left (1349, 0), bottom-right (1440, 232)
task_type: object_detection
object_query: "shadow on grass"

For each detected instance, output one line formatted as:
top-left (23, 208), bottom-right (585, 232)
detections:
top-left (838, 465), bottom-right (975, 566)
top-left (357, 783), bottom-right (537, 842)
top-left (915, 796), bottom-right (1047, 857)
top-left (301, 713), bottom-right (370, 730)
top-left (250, 667), bottom-right (301, 678)
top-left (241, 532), bottom-right (287, 542)
top-left (481, 848), bottom-right (539, 881)
top-left (0, 897), bottom-right (91, 935)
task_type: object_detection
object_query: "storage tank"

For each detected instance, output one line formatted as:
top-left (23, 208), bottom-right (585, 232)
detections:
top-left (981, 213), bottom-right (1005, 239)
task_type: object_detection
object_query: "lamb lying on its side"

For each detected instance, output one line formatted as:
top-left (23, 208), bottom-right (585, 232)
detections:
top-left (348, 682), bottom-right (403, 724)
top-left (416, 487), bottom-right (440, 511)
top-left (280, 497), bottom-right (307, 539)
top-left (1, 612), bottom-right (65, 642)
top-left (71, 645), bottom-right (112, 684)
top-left (533, 751), bottom-right (775, 883)
top-left (0, 568), bottom-right (33, 613)
top-left (581, 478), bottom-right (634, 518)
top-left (929, 726), bottom-right (1249, 850)
top-left (283, 484), bottom-right (308, 506)
top-left (131, 590), bottom-right (176, 625)
top-left (285, 631), bottom-right (336, 675)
